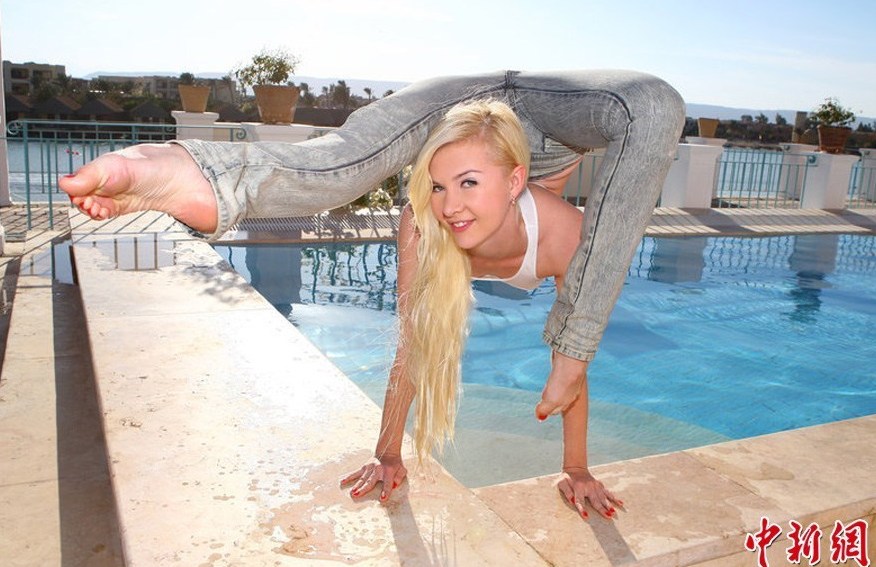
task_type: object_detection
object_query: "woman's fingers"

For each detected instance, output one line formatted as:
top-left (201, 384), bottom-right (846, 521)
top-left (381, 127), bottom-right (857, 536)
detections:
top-left (379, 464), bottom-right (408, 502)
top-left (342, 457), bottom-right (406, 502)
top-left (350, 469), bottom-right (380, 498)
top-left (558, 471), bottom-right (621, 520)
top-left (556, 478), bottom-right (588, 519)
top-left (339, 466), bottom-right (366, 487)
top-left (587, 490), bottom-right (614, 519)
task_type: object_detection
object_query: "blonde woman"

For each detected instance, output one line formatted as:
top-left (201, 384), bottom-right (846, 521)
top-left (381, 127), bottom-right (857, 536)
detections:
top-left (341, 100), bottom-right (623, 519)
top-left (61, 70), bottom-right (684, 519)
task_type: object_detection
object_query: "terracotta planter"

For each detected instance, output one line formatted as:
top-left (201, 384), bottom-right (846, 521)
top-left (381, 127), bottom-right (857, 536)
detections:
top-left (697, 117), bottom-right (719, 138)
top-left (178, 85), bottom-right (211, 113)
top-left (816, 125), bottom-right (851, 154)
top-left (253, 85), bottom-right (300, 124)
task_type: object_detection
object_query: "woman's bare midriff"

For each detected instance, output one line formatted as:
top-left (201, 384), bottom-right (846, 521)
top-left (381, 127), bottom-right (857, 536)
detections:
top-left (529, 157), bottom-right (584, 196)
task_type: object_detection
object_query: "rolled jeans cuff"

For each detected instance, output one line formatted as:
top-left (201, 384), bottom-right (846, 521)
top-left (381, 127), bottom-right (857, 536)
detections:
top-left (543, 333), bottom-right (597, 362)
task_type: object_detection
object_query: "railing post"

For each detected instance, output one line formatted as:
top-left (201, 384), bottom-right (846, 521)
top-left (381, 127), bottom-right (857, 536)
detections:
top-left (850, 149), bottom-right (876, 206)
top-left (559, 149), bottom-right (604, 206)
top-left (798, 152), bottom-right (859, 209)
top-left (0, 19), bottom-right (11, 252)
top-left (241, 122), bottom-right (326, 143)
top-left (171, 111), bottom-right (220, 140)
top-left (779, 144), bottom-right (818, 200)
top-left (661, 142), bottom-right (724, 208)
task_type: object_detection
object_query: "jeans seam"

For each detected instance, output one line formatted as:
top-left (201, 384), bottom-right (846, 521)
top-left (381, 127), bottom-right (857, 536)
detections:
top-left (547, 95), bottom-right (633, 345)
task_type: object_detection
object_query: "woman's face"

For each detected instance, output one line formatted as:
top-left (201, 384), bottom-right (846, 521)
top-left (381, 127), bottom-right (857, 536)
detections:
top-left (428, 137), bottom-right (524, 253)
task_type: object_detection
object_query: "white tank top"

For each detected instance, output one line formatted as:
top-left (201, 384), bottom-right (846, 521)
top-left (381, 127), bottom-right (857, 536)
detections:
top-left (472, 189), bottom-right (544, 291)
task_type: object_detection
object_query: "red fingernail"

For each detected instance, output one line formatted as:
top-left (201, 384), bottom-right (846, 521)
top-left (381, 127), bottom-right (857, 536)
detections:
top-left (393, 481), bottom-right (398, 489)
top-left (63, 173), bottom-right (76, 178)
top-left (537, 414), bottom-right (547, 422)
top-left (570, 496), bottom-right (576, 505)
top-left (351, 490), bottom-right (359, 497)
top-left (380, 492), bottom-right (386, 500)
top-left (582, 510), bottom-right (589, 518)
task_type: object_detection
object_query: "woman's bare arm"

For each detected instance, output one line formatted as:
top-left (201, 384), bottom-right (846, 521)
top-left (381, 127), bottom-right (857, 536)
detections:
top-left (340, 206), bottom-right (419, 502)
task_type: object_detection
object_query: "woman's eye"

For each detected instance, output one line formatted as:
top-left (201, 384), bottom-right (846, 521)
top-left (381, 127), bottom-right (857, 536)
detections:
top-left (431, 184), bottom-right (444, 193)
top-left (461, 179), bottom-right (477, 188)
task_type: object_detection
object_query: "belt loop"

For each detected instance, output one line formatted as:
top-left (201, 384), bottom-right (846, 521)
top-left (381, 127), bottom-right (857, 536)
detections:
top-left (504, 70), bottom-right (519, 91)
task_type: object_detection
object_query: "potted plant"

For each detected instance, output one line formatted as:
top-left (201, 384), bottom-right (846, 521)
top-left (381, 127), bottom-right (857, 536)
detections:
top-left (177, 72), bottom-right (211, 113)
top-left (233, 48), bottom-right (301, 124)
top-left (811, 97), bottom-right (856, 153)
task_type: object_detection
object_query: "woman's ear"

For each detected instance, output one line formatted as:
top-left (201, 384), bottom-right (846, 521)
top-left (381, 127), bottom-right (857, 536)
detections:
top-left (509, 164), bottom-right (527, 200)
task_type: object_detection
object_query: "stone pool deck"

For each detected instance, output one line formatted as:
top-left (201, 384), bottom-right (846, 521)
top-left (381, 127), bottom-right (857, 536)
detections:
top-left (1, 205), bottom-right (875, 566)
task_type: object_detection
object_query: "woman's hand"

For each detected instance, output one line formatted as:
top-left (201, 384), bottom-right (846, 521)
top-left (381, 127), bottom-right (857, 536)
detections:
top-left (535, 351), bottom-right (588, 420)
top-left (556, 467), bottom-right (623, 520)
top-left (340, 455), bottom-right (408, 503)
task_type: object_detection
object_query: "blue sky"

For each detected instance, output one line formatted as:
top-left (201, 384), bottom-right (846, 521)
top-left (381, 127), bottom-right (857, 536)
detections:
top-left (2, 0), bottom-right (875, 116)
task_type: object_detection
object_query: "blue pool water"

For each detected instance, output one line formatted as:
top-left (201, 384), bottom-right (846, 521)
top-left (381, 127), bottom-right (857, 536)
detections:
top-left (215, 234), bottom-right (876, 483)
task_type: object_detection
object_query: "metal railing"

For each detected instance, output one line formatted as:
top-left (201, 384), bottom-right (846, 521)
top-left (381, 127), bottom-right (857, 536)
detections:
top-left (848, 159), bottom-right (876, 208)
top-left (713, 147), bottom-right (815, 208)
top-left (557, 146), bottom-right (823, 210)
top-left (4, 119), bottom-right (248, 229)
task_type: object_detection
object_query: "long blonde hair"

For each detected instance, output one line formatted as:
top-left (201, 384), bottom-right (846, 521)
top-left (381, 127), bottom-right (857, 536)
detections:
top-left (404, 99), bottom-right (531, 463)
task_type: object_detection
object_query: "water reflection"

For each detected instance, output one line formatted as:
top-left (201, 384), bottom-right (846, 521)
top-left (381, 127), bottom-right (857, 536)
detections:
top-left (80, 235), bottom-right (176, 272)
top-left (26, 235), bottom-right (177, 284)
top-left (645, 237), bottom-right (707, 284)
top-left (217, 242), bottom-right (399, 315)
top-left (637, 234), bottom-right (850, 324)
top-left (219, 234), bottom-right (876, 332)
top-left (245, 245), bottom-right (302, 316)
top-left (785, 234), bottom-right (838, 323)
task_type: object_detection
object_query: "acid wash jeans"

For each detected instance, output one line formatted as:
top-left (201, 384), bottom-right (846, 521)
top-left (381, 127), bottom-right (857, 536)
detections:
top-left (177, 69), bottom-right (685, 362)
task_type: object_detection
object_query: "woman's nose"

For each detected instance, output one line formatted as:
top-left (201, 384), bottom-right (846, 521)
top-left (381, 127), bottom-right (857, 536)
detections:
top-left (442, 188), bottom-right (463, 217)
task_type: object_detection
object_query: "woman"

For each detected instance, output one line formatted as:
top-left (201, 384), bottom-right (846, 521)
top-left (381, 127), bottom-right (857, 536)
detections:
top-left (340, 100), bottom-right (622, 519)
top-left (60, 70), bottom-right (684, 518)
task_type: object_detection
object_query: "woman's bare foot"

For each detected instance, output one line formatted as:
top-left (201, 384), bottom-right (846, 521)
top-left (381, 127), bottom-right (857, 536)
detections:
top-left (59, 143), bottom-right (219, 234)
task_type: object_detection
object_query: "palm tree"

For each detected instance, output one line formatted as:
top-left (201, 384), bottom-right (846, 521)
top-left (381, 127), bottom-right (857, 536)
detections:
top-left (332, 80), bottom-right (351, 109)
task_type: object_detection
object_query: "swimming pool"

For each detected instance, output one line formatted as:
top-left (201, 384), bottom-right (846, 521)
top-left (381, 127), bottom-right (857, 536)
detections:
top-left (214, 234), bottom-right (876, 487)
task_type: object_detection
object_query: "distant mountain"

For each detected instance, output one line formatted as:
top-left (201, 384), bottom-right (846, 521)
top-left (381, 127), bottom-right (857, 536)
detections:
top-left (686, 102), bottom-right (874, 127)
top-left (687, 103), bottom-right (801, 123)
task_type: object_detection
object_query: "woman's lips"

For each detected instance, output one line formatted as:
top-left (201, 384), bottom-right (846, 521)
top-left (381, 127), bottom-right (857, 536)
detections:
top-left (448, 220), bottom-right (473, 232)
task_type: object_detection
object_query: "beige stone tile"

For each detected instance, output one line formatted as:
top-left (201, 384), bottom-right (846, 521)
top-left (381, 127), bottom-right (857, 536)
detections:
top-left (2, 281), bottom-right (79, 360)
top-left (70, 210), bottom-right (184, 237)
top-left (0, 480), bottom-right (62, 566)
top-left (0, 450), bottom-right (122, 567)
top-left (81, 297), bottom-right (546, 564)
top-left (0, 355), bottom-right (60, 486)
top-left (73, 241), bottom-right (270, 317)
top-left (686, 416), bottom-right (876, 520)
top-left (475, 452), bottom-right (784, 566)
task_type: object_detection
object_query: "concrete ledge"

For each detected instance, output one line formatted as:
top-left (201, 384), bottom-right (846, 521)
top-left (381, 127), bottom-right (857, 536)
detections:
top-left (70, 212), bottom-right (545, 565)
